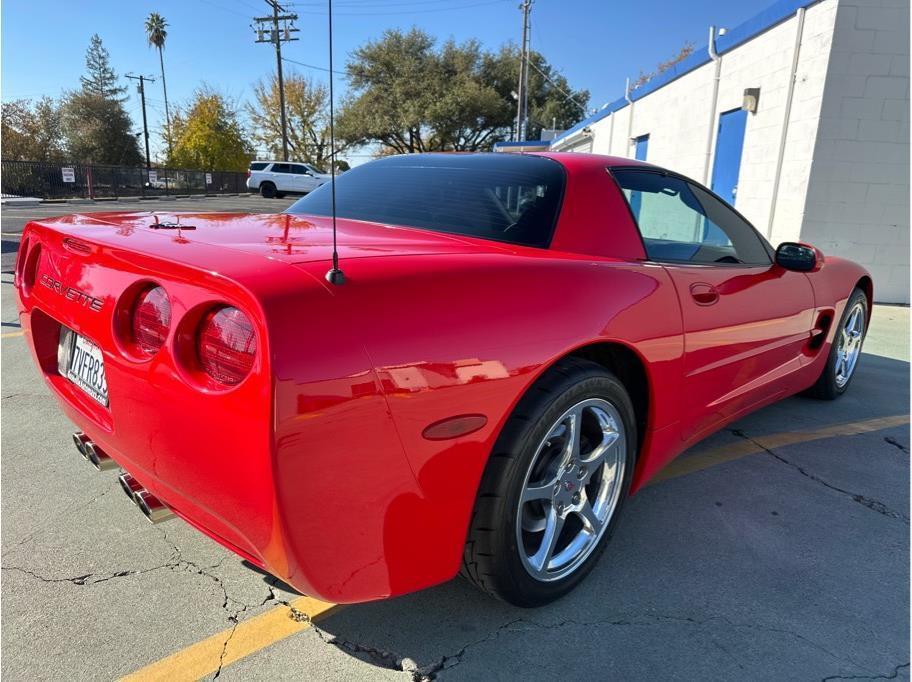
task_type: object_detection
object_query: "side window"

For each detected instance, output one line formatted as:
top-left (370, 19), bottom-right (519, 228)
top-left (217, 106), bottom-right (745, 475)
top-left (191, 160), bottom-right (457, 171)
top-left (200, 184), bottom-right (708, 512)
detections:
top-left (271, 163), bottom-right (291, 173)
top-left (290, 165), bottom-right (310, 174)
top-left (688, 184), bottom-right (771, 263)
top-left (612, 169), bottom-right (770, 265)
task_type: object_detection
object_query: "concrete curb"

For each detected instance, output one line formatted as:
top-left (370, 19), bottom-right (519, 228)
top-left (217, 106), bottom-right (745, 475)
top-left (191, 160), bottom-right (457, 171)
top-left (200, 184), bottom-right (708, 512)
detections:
top-left (4, 194), bottom-right (265, 207)
top-left (1, 198), bottom-right (42, 208)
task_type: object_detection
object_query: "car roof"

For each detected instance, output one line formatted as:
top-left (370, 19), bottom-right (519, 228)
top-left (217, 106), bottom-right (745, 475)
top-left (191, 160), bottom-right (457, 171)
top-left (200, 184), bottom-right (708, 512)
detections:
top-left (530, 151), bottom-right (659, 171)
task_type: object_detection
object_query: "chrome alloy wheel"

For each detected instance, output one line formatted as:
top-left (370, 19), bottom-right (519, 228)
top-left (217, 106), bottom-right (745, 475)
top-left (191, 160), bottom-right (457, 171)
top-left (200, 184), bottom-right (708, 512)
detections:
top-left (835, 302), bottom-right (866, 388)
top-left (516, 398), bottom-right (626, 582)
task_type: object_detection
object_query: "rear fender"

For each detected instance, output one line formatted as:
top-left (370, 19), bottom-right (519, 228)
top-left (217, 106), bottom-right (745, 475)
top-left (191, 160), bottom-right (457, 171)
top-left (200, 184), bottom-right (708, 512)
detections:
top-left (287, 252), bottom-right (684, 598)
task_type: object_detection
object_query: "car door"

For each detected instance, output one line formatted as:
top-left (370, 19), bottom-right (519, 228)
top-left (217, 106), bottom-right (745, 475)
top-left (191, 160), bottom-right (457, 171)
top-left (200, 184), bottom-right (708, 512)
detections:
top-left (291, 163), bottom-right (313, 194)
top-left (611, 168), bottom-right (816, 443)
top-left (269, 163), bottom-right (293, 191)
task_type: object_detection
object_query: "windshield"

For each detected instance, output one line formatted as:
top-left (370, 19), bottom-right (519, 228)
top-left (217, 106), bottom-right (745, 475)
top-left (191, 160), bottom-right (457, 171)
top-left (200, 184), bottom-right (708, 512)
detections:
top-left (285, 153), bottom-right (565, 248)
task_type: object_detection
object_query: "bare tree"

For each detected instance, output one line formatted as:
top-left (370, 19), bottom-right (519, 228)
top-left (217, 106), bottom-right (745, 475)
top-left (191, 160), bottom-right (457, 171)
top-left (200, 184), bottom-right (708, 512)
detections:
top-left (632, 42), bottom-right (695, 90)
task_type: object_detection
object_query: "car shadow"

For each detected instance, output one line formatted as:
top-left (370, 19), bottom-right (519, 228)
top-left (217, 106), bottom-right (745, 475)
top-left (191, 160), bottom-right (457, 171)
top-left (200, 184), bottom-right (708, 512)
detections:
top-left (246, 352), bottom-right (910, 679)
top-left (242, 560), bottom-right (304, 596)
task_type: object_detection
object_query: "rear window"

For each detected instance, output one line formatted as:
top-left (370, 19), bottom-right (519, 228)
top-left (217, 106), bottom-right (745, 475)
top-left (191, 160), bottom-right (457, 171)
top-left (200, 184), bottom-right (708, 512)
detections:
top-left (249, 162), bottom-right (269, 171)
top-left (285, 153), bottom-right (565, 248)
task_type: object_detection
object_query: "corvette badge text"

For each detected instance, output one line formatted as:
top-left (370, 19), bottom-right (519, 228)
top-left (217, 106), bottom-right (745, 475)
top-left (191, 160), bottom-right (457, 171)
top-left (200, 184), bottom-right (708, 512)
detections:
top-left (40, 274), bottom-right (104, 312)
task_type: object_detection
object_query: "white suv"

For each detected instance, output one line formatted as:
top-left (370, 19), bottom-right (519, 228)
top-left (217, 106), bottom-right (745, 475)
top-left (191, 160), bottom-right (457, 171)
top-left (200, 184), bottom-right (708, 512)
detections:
top-left (246, 161), bottom-right (331, 198)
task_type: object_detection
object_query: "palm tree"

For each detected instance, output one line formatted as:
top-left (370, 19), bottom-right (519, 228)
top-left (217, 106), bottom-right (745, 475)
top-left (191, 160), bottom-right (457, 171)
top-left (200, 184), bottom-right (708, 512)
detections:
top-left (145, 12), bottom-right (172, 159)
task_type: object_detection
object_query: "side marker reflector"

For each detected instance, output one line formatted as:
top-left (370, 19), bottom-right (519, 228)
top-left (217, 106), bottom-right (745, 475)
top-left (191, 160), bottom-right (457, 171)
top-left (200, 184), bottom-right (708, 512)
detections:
top-left (422, 414), bottom-right (488, 441)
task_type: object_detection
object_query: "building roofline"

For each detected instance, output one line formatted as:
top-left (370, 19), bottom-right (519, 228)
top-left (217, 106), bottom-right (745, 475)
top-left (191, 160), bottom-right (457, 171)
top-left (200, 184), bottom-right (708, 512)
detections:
top-left (493, 140), bottom-right (548, 147)
top-left (550, 0), bottom-right (823, 148)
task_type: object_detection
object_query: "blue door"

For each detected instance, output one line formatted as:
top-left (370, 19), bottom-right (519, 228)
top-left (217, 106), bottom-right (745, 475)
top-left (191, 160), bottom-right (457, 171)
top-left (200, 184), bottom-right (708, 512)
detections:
top-left (634, 134), bottom-right (649, 161)
top-left (628, 135), bottom-right (650, 217)
top-left (710, 108), bottom-right (747, 205)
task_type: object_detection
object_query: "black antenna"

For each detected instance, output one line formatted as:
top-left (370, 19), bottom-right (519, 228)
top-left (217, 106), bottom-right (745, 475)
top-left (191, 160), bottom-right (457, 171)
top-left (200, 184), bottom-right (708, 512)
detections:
top-left (324, 0), bottom-right (345, 285)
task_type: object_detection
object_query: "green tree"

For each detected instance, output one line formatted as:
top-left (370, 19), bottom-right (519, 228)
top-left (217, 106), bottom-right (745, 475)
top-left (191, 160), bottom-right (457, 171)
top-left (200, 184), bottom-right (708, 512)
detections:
top-left (1, 98), bottom-right (66, 162)
top-left (168, 89), bottom-right (252, 170)
top-left (61, 91), bottom-right (143, 165)
top-left (145, 12), bottom-right (173, 157)
top-left (79, 34), bottom-right (127, 101)
top-left (60, 35), bottom-right (141, 164)
top-left (246, 72), bottom-right (342, 170)
top-left (481, 45), bottom-right (590, 139)
top-left (335, 28), bottom-right (589, 153)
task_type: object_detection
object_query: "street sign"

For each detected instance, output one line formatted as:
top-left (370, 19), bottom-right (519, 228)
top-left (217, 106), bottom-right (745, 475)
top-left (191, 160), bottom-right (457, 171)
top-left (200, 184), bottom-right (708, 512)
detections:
top-left (148, 170), bottom-right (158, 184)
top-left (61, 167), bottom-right (75, 183)
top-left (205, 173), bottom-right (212, 185)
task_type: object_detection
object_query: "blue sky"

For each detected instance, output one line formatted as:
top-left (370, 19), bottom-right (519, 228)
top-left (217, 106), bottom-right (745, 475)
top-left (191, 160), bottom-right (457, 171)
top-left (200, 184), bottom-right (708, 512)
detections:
top-left (2, 0), bottom-right (774, 161)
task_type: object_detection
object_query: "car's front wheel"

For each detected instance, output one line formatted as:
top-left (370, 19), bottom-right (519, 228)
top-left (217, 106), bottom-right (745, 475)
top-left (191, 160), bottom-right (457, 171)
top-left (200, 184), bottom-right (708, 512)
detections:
top-left (461, 358), bottom-right (636, 607)
top-left (807, 287), bottom-right (868, 399)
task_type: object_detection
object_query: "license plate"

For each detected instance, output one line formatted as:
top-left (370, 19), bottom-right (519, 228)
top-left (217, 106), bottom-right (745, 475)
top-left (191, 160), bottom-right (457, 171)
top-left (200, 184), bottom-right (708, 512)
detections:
top-left (59, 328), bottom-right (109, 407)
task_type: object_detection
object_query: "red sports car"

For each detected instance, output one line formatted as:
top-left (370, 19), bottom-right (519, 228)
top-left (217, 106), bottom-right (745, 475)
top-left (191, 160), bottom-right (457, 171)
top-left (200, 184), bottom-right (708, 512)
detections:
top-left (15, 152), bottom-right (871, 607)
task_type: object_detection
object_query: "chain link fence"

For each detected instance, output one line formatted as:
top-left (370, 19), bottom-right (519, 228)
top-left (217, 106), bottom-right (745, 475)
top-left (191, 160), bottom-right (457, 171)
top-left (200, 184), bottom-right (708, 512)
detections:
top-left (1, 161), bottom-right (250, 200)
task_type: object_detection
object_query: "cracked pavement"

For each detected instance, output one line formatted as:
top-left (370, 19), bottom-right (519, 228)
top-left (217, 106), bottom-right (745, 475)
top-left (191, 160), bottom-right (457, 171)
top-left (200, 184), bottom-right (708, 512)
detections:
top-left (2, 201), bottom-right (909, 680)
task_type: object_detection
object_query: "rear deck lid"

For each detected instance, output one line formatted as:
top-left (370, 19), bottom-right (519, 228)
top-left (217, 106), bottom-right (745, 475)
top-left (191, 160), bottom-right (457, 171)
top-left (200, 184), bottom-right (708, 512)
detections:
top-left (42, 211), bottom-right (514, 264)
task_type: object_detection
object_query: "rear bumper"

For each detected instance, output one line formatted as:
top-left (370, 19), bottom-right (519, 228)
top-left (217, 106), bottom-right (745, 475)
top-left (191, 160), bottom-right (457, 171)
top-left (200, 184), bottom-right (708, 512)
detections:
top-left (21, 302), bottom-right (282, 572)
top-left (19, 297), bottom-right (453, 604)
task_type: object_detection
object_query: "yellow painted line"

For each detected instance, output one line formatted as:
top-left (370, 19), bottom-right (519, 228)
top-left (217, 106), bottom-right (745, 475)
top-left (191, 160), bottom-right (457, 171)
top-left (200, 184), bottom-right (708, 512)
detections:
top-left (1, 330), bottom-right (25, 338)
top-left (649, 413), bottom-right (909, 485)
top-left (122, 413), bottom-right (907, 679)
top-left (121, 595), bottom-right (336, 682)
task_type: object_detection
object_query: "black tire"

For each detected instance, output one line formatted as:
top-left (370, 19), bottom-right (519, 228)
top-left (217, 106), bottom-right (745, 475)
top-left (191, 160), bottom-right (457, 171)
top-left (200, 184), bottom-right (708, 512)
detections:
top-left (260, 182), bottom-right (277, 199)
top-left (275, 192), bottom-right (286, 199)
top-left (806, 287), bottom-right (868, 400)
top-left (461, 357), bottom-right (637, 607)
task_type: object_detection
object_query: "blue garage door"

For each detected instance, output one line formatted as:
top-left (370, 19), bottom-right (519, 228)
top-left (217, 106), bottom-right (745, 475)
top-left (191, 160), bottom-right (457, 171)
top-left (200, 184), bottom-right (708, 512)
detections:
top-left (710, 109), bottom-right (747, 206)
top-left (634, 134), bottom-right (649, 161)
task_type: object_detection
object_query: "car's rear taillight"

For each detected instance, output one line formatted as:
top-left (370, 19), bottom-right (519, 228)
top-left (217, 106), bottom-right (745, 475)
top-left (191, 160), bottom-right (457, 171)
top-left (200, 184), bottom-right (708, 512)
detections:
top-left (197, 307), bottom-right (256, 386)
top-left (246, 170), bottom-right (251, 177)
top-left (132, 286), bottom-right (171, 355)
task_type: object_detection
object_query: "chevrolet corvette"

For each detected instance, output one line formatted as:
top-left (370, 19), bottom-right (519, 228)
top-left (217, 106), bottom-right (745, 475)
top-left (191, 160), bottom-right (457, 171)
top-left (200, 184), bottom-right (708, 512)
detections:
top-left (15, 152), bottom-right (871, 606)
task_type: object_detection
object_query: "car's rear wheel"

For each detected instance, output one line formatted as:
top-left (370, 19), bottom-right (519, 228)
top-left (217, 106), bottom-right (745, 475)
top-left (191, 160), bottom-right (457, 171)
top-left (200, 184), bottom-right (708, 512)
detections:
top-left (260, 182), bottom-right (277, 199)
top-left (461, 357), bottom-right (636, 607)
top-left (807, 287), bottom-right (868, 399)
top-left (275, 192), bottom-right (286, 199)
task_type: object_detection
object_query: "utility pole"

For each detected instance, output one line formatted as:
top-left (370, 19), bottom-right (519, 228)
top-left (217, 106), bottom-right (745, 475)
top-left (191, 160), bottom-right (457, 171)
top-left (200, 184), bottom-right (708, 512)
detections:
top-left (126, 74), bottom-right (155, 170)
top-left (515, 0), bottom-right (532, 141)
top-left (255, 1), bottom-right (299, 161)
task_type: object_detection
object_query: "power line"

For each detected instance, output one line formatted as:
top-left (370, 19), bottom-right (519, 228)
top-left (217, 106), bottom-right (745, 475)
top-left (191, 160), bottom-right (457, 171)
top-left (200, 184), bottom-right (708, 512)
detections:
top-left (197, 0), bottom-right (252, 18)
top-left (281, 56), bottom-right (347, 76)
top-left (291, 0), bottom-right (478, 5)
top-left (526, 59), bottom-right (589, 116)
top-left (287, 0), bottom-right (510, 16)
top-left (290, 0), bottom-right (493, 6)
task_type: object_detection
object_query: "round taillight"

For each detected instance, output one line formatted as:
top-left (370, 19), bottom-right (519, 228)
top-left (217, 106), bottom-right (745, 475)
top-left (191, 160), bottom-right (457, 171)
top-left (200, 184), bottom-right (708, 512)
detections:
top-left (197, 307), bottom-right (256, 386)
top-left (132, 286), bottom-right (171, 355)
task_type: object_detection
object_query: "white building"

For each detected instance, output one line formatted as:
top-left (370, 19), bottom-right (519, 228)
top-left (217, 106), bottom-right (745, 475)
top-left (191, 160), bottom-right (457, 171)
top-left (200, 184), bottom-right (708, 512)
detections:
top-left (550, 0), bottom-right (909, 303)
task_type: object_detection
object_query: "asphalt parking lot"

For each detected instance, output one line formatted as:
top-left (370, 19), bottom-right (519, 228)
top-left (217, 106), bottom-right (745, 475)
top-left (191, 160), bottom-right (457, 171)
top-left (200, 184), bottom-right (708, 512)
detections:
top-left (1, 197), bottom-right (909, 681)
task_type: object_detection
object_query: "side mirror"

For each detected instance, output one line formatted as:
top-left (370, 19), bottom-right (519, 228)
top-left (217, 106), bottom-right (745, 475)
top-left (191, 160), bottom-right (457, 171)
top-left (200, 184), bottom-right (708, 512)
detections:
top-left (776, 242), bottom-right (821, 272)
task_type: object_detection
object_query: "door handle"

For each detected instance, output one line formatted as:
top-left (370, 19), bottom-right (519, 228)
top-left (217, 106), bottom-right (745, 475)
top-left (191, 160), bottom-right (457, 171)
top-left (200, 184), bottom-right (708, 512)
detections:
top-left (690, 282), bottom-right (719, 305)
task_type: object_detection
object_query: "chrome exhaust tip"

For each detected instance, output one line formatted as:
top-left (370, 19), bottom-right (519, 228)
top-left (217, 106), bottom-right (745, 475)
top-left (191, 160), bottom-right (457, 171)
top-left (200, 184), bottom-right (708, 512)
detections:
top-left (84, 442), bottom-right (118, 471)
top-left (73, 432), bottom-right (90, 458)
top-left (118, 472), bottom-right (143, 500)
top-left (133, 490), bottom-right (175, 524)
